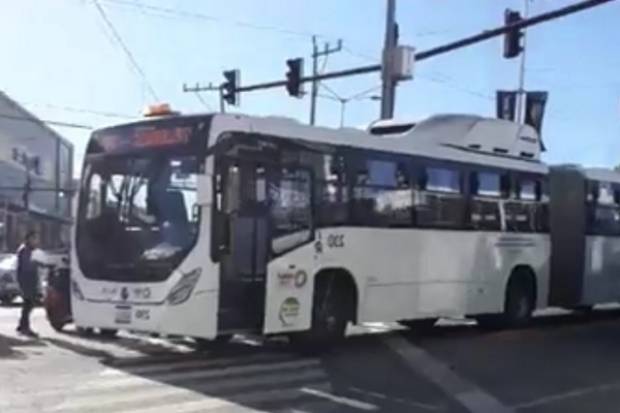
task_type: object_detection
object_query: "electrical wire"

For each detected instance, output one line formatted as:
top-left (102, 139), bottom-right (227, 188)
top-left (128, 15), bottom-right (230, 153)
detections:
top-left (318, 83), bottom-right (342, 100)
top-left (319, 84), bottom-right (381, 102)
top-left (100, 0), bottom-right (325, 39)
top-left (342, 46), bottom-right (379, 64)
top-left (0, 113), bottom-right (93, 130)
top-left (342, 46), bottom-right (494, 102)
top-left (419, 73), bottom-right (494, 101)
top-left (92, 0), bottom-right (160, 101)
top-left (193, 92), bottom-right (214, 111)
top-left (19, 101), bottom-right (134, 119)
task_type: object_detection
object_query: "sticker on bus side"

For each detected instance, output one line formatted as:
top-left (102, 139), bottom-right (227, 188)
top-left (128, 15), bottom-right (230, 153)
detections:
top-left (279, 297), bottom-right (300, 326)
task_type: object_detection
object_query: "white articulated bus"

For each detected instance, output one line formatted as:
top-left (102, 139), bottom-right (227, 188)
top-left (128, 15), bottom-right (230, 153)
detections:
top-left (70, 106), bottom-right (620, 346)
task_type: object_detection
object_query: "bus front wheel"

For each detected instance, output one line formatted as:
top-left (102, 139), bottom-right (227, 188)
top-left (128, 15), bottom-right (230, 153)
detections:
top-left (99, 329), bottom-right (118, 339)
top-left (194, 334), bottom-right (234, 351)
top-left (290, 279), bottom-right (350, 353)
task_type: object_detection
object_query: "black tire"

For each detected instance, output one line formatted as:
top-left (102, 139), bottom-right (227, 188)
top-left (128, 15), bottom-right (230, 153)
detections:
top-left (475, 314), bottom-right (503, 330)
top-left (99, 329), bottom-right (118, 338)
top-left (50, 319), bottom-right (67, 332)
top-left (76, 327), bottom-right (94, 336)
top-left (574, 305), bottom-right (594, 314)
top-left (290, 279), bottom-right (350, 353)
top-left (194, 334), bottom-right (234, 351)
top-left (504, 274), bottom-right (535, 328)
top-left (0, 294), bottom-right (16, 305)
top-left (398, 318), bottom-right (438, 332)
top-left (476, 271), bottom-right (535, 329)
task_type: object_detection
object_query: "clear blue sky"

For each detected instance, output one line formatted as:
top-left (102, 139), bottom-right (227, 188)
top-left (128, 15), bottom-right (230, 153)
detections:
top-left (1, 0), bottom-right (618, 173)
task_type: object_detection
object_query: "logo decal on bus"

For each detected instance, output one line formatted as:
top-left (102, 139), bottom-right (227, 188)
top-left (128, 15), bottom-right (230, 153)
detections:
top-left (133, 287), bottom-right (152, 300)
top-left (327, 234), bottom-right (344, 248)
top-left (294, 270), bottom-right (308, 288)
top-left (279, 297), bottom-right (300, 326)
top-left (278, 272), bottom-right (295, 287)
top-left (120, 287), bottom-right (129, 302)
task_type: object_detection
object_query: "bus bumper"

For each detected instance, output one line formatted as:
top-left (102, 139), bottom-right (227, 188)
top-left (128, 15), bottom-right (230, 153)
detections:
top-left (72, 290), bottom-right (219, 339)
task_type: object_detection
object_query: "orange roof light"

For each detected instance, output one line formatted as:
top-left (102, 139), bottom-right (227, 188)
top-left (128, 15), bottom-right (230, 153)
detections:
top-left (142, 103), bottom-right (177, 117)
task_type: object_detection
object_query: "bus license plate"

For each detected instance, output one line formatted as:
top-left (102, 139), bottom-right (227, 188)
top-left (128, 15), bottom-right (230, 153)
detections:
top-left (115, 305), bottom-right (132, 324)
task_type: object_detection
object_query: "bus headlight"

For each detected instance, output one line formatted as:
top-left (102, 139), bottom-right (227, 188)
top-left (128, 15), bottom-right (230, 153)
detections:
top-left (167, 268), bottom-right (201, 306)
top-left (71, 279), bottom-right (85, 301)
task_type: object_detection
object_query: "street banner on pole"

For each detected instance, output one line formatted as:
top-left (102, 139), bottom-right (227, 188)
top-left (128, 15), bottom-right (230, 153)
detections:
top-left (496, 90), bottom-right (518, 121)
top-left (524, 91), bottom-right (548, 134)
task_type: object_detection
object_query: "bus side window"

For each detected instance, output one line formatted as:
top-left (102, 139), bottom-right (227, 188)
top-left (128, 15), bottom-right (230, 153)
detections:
top-left (589, 181), bottom-right (620, 236)
top-left (315, 154), bottom-right (348, 227)
top-left (505, 176), bottom-right (547, 233)
top-left (416, 166), bottom-right (465, 228)
top-left (469, 171), bottom-right (503, 231)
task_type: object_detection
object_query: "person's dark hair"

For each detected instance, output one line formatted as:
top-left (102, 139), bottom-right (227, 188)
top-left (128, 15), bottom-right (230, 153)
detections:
top-left (25, 231), bottom-right (37, 241)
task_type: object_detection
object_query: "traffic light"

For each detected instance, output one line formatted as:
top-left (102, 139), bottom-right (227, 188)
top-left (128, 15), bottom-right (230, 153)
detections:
top-left (285, 58), bottom-right (304, 97)
top-left (222, 69), bottom-right (240, 105)
top-left (503, 9), bottom-right (523, 59)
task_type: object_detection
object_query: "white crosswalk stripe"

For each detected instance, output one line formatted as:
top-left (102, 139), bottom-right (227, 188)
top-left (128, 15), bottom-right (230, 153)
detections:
top-left (1, 309), bottom-right (388, 412)
top-left (2, 351), bottom-right (335, 413)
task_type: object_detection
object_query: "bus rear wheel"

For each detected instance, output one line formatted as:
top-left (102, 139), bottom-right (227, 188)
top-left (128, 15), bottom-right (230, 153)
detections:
top-left (398, 318), bottom-right (438, 332)
top-left (477, 271), bottom-right (535, 329)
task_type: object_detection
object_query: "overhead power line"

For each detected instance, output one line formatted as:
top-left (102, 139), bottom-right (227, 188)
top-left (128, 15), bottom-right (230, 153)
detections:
top-left (100, 0), bottom-right (324, 39)
top-left (92, 0), bottom-right (159, 101)
top-left (192, 92), bottom-right (214, 111)
top-left (19, 101), bottom-right (134, 119)
top-left (0, 113), bottom-right (93, 130)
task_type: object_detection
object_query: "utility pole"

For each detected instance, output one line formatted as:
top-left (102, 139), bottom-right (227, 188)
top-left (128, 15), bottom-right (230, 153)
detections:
top-left (309, 36), bottom-right (343, 125)
top-left (381, 0), bottom-right (398, 119)
top-left (22, 157), bottom-right (33, 230)
top-left (516, 0), bottom-right (531, 123)
top-left (182, 83), bottom-right (225, 113)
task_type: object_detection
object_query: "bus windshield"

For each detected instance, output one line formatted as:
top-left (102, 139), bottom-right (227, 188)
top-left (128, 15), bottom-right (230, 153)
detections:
top-left (77, 153), bottom-right (200, 282)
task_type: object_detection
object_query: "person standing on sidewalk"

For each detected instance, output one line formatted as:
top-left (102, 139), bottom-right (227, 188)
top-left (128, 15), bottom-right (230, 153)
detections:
top-left (16, 231), bottom-right (40, 338)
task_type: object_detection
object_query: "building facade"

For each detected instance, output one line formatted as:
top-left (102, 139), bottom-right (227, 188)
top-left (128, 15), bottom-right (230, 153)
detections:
top-left (0, 91), bottom-right (74, 252)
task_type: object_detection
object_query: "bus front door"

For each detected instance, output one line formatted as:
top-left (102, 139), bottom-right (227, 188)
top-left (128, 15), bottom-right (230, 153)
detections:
top-left (217, 161), bottom-right (270, 332)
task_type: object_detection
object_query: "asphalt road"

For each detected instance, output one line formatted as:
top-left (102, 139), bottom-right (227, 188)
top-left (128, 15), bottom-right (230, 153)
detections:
top-left (2, 305), bottom-right (620, 413)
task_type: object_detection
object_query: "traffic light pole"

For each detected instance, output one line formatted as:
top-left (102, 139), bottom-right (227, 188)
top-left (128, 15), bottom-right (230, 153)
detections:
top-left (185, 0), bottom-right (612, 109)
top-left (183, 83), bottom-right (224, 112)
top-left (516, 0), bottom-right (531, 123)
